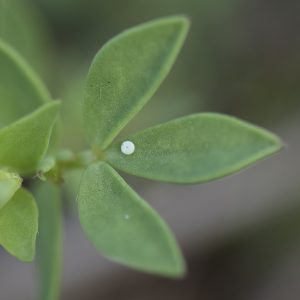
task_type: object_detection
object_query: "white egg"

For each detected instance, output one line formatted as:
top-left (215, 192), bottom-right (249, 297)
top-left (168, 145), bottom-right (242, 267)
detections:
top-left (121, 141), bottom-right (135, 155)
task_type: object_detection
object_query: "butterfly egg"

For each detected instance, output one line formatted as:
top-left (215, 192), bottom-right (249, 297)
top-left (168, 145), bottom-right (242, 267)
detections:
top-left (121, 141), bottom-right (135, 155)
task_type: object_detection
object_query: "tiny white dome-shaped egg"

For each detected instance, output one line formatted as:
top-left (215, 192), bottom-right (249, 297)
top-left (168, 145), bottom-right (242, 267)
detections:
top-left (121, 141), bottom-right (135, 155)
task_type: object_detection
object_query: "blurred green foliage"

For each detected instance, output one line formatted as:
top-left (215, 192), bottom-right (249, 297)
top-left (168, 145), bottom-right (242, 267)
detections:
top-left (0, 0), bottom-right (53, 78)
top-left (32, 0), bottom-right (300, 133)
top-left (0, 0), bottom-right (299, 298)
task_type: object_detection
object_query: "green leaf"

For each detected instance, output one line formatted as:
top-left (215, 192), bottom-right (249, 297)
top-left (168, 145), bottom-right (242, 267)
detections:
top-left (106, 113), bottom-right (283, 183)
top-left (0, 188), bottom-right (38, 261)
top-left (0, 170), bottom-right (22, 209)
top-left (0, 38), bottom-right (50, 127)
top-left (78, 162), bottom-right (185, 277)
top-left (35, 182), bottom-right (62, 300)
top-left (38, 156), bottom-right (56, 175)
top-left (0, 101), bottom-right (61, 175)
top-left (84, 16), bottom-right (189, 149)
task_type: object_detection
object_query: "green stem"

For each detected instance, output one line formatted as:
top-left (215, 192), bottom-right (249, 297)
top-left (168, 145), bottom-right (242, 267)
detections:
top-left (41, 149), bottom-right (97, 184)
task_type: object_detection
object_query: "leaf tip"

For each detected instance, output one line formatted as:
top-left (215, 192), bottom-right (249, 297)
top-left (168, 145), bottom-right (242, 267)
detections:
top-left (272, 136), bottom-right (285, 152)
top-left (162, 15), bottom-right (190, 38)
top-left (175, 15), bottom-right (191, 29)
top-left (48, 99), bottom-right (62, 111)
top-left (19, 252), bottom-right (35, 263)
top-left (166, 255), bottom-right (187, 279)
top-left (258, 128), bottom-right (285, 156)
top-left (42, 100), bottom-right (61, 123)
top-left (151, 234), bottom-right (187, 279)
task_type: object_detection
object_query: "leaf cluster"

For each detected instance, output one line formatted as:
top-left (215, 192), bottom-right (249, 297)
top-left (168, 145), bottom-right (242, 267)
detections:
top-left (0, 15), bottom-right (282, 299)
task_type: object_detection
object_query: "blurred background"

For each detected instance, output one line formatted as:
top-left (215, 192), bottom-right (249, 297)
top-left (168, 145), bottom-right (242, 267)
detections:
top-left (0, 0), bottom-right (300, 299)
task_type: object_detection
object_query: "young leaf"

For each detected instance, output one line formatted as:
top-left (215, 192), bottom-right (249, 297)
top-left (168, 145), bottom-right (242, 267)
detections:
top-left (78, 162), bottom-right (185, 277)
top-left (0, 188), bottom-right (38, 262)
top-left (106, 113), bottom-right (283, 183)
top-left (84, 16), bottom-right (189, 149)
top-left (0, 39), bottom-right (50, 127)
top-left (35, 182), bottom-right (62, 300)
top-left (0, 170), bottom-right (22, 209)
top-left (0, 101), bottom-right (61, 175)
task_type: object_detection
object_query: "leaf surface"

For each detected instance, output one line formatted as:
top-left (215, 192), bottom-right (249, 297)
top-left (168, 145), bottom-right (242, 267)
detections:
top-left (0, 170), bottom-right (22, 209)
top-left (107, 113), bottom-right (282, 183)
top-left (0, 39), bottom-right (50, 127)
top-left (0, 101), bottom-right (60, 175)
top-left (35, 182), bottom-right (62, 300)
top-left (84, 16), bottom-right (189, 149)
top-left (78, 162), bottom-right (185, 277)
top-left (0, 188), bottom-right (38, 261)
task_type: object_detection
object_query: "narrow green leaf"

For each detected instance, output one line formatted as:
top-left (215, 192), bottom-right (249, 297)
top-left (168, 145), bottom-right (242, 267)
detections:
top-left (0, 170), bottom-right (22, 209)
top-left (0, 101), bottom-right (61, 175)
top-left (0, 188), bottom-right (38, 261)
top-left (107, 113), bottom-right (283, 183)
top-left (84, 16), bottom-right (189, 149)
top-left (35, 182), bottom-right (62, 300)
top-left (78, 162), bottom-right (185, 277)
top-left (0, 38), bottom-right (50, 127)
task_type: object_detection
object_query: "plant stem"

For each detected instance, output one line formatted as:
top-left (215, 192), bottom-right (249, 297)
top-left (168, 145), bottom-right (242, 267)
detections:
top-left (40, 149), bottom-right (97, 184)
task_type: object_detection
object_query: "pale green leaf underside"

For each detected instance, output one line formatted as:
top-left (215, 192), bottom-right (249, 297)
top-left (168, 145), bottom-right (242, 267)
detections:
top-left (35, 182), bottom-right (62, 300)
top-left (107, 113), bottom-right (282, 183)
top-left (0, 188), bottom-right (38, 262)
top-left (84, 16), bottom-right (189, 149)
top-left (0, 101), bottom-right (61, 175)
top-left (0, 39), bottom-right (50, 128)
top-left (0, 170), bottom-right (22, 209)
top-left (78, 162), bottom-right (185, 277)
